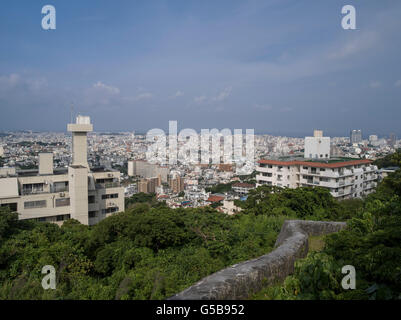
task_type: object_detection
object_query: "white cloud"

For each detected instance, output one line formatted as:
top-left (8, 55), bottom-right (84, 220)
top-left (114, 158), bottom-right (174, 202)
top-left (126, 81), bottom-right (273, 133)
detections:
top-left (369, 81), bottom-right (382, 88)
top-left (212, 87), bottom-right (232, 101)
top-left (395, 80), bottom-right (401, 87)
top-left (173, 90), bottom-right (184, 97)
top-left (0, 73), bottom-right (20, 87)
top-left (133, 92), bottom-right (153, 101)
top-left (328, 31), bottom-right (379, 60)
top-left (92, 81), bottom-right (120, 95)
top-left (0, 73), bottom-right (48, 96)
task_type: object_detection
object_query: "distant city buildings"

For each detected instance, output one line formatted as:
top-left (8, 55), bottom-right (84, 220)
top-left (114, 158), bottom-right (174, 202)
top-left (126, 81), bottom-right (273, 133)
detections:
top-left (369, 135), bottom-right (378, 144)
top-left (0, 122), bottom-right (399, 211)
top-left (128, 159), bottom-right (168, 183)
top-left (168, 173), bottom-right (184, 194)
top-left (388, 133), bottom-right (397, 147)
top-left (350, 130), bottom-right (362, 144)
top-left (138, 176), bottom-right (161, 194)
top-left (0, 116), bottom-right (125, 225)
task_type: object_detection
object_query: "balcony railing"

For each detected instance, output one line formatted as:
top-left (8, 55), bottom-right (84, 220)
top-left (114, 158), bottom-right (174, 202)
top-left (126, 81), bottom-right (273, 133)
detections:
top-left (96, 182), bottom-right (120, 189)
top-left (21, 189), bottom-right (47, 196)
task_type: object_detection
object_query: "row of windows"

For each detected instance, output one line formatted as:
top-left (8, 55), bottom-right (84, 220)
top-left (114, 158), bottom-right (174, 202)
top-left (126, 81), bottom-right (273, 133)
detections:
top-left (101, 193), bottom-right (119, 200)
top-left (24, 198), bottom-right (70, 209)
top-left (55, 198), bottom-right (70, 207)
top-left (24, 200), bottom-right (46, 209)
top-left (22, 194), bottom-right (121, 210)
top-left (36, 214), bottom-right (71, 222)
top-left (101, 207), bottom-right (119, 214)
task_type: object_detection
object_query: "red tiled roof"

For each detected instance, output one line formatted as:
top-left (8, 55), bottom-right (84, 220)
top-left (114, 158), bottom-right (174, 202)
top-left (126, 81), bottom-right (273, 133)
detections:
top-left (207, 195), bottom-right (225, 202)
top-left (258, 159), bottom-right (372, 168)
top-left (232, 182), bottom-right (255, 188)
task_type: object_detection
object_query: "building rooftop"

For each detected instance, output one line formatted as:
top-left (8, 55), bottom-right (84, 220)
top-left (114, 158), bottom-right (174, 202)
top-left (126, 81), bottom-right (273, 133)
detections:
top-left (258, 158), bottom-right (373, 168)
top-left (3, 165), bottom-right (118, 178)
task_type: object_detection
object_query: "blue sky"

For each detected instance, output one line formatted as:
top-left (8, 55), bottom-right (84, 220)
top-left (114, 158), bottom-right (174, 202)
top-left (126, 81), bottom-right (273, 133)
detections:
top-left (0, 0), bottom-right (401, 137)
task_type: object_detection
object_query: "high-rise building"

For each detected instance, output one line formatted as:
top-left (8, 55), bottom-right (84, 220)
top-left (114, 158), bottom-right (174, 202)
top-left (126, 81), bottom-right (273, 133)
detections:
top-left (138, 175), bottom-right (161, 194)
top-left (304, 130), bottom-right (330, 159)
top-left (369, 135), bottom-right (378, 144)
top-left (350, 130), bottom-right (362, 144)
top-left (0, 116), bottom-right (125, 225)
top-left (389, 133), bottom-right (397, 147)
top-left (168, 173), bottom-right (184, 194)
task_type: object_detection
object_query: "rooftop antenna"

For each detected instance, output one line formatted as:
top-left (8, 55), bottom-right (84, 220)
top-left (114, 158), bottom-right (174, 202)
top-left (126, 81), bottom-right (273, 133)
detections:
top-left (70, 102), bottom-right (74, 124)
top-left (69, 102), bottom-right (74, 164)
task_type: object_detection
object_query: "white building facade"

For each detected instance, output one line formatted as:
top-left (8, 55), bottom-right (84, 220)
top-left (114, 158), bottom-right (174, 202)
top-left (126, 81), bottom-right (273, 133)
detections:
top-left (304, 130), bottom-right (330, 159)
top-left (256, 159), bottom-right (378, 199)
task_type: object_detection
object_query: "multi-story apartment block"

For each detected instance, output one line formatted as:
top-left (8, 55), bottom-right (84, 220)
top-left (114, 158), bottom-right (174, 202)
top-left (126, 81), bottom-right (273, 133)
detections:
top-left (350, 130), bottom-right (362, 144)
top-left (256, 159), bottom-right (378, 199)
top-left (128, 160), bottom-right (169, 183)
top-left (138, 176), bottom-right (161, 194)
top-left (0, 116), bottom-right (124, 225)
top-left (232, 182), bottom-right (255, 195)
top-left (168, 174), bottom-right (184, 194)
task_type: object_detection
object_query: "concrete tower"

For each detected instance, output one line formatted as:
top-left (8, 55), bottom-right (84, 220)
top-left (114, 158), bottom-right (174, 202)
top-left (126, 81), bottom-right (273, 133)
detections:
top-left (67, 115), bottom-right (93, 225)
top-left (67, 115), bottom-right (93, 168)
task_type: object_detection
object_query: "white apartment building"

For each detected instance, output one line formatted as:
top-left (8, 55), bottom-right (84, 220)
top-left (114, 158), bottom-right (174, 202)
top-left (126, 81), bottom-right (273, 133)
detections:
top-left (232, 182), bottom-right (256, 195)
top-left (0, 116), bottom-right (125, 226)
top-left (128, 160), bottom-right (169, 183)
top-left (304, 130), bottom-right (330, 159)
top-left (256, 159), bottom-right (378, 199)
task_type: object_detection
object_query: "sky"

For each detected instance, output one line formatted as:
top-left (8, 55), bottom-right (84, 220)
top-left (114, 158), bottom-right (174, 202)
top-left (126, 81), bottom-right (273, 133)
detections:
top-left (0, 0), bottom-right (401, 137)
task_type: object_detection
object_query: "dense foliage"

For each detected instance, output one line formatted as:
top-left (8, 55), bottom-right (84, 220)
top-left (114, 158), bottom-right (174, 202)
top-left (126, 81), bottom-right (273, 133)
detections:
top-left (239, 185), bottom-right (361, 221)
top-left (373, 149), bottom-right (401, 168)
top-left (252, 166), bottom-right (401, 300)
top-left (1, 152), bottom-right (400, 300)
top-left (0, 204), bottom-right (287, 299)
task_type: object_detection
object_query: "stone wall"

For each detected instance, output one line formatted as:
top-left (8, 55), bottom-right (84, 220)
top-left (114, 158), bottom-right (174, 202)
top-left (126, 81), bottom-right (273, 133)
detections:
top-left (168, 220), bottom-right (346, 300)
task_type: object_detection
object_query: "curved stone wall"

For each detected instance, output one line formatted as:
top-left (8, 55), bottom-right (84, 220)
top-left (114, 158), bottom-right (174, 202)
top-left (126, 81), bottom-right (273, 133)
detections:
top-left (168, 220), bottom-right (346, 300)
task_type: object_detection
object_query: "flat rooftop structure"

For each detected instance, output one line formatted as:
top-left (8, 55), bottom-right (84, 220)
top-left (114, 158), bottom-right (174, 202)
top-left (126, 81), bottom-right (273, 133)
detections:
top-left (11, 166), bottom-right (118, 177)
top-left (91, 166), bottom-right (119, 173)
top-left (15, 167), bottom-right (68, 177)
top-left (258, 158), bottom-right (373, 168)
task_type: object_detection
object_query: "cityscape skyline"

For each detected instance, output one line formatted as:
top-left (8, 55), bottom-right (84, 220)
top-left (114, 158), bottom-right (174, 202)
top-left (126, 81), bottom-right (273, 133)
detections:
top-left (1, 1), bottom-right (401, 135)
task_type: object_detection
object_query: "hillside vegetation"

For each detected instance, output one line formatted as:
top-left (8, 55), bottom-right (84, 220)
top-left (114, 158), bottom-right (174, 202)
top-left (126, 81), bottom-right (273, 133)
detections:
top-left (0, 151), bottom-right (400, 299)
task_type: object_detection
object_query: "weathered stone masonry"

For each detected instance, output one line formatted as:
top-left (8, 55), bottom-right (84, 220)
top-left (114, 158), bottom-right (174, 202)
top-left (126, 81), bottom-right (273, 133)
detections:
top-left (169, 220), bottom-right (347, 300)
